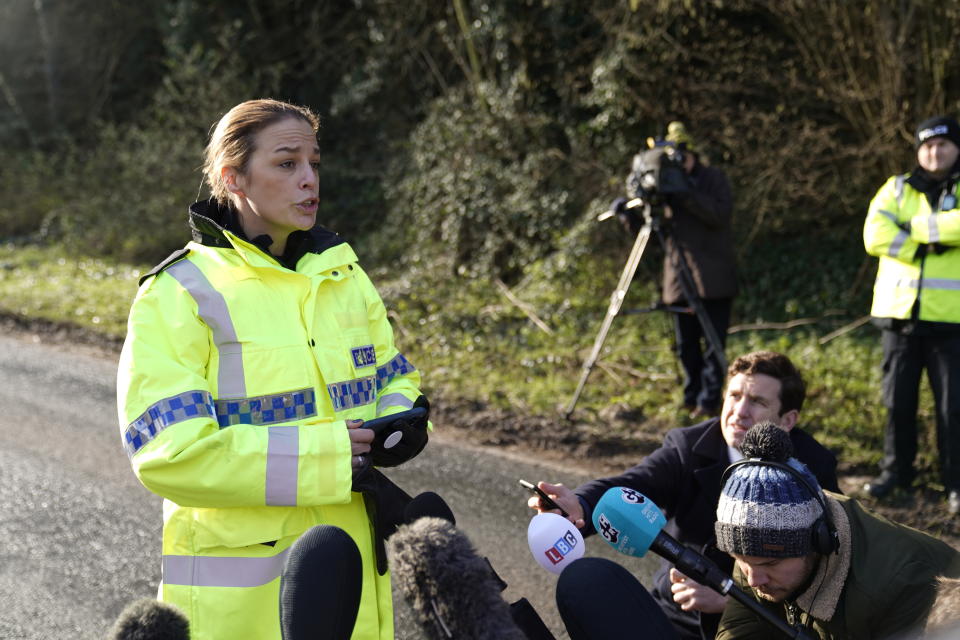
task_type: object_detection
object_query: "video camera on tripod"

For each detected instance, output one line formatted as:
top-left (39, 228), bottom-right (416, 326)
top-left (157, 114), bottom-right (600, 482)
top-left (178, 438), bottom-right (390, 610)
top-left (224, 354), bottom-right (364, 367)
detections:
top-left (565, 142), bottom-right (727, 418)
top-left (600, 144), bottom-right (692, 233)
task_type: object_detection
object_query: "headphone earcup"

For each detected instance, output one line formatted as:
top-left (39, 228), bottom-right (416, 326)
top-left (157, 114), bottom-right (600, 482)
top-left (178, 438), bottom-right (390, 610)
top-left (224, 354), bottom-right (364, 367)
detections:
top-left (811, 517), bottom-right (838, 555)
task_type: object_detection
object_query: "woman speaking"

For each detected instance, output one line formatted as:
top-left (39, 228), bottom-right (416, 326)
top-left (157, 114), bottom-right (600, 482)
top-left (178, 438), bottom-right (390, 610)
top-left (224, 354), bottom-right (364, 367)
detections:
top-left (116, 99), bottom-right (426, 639)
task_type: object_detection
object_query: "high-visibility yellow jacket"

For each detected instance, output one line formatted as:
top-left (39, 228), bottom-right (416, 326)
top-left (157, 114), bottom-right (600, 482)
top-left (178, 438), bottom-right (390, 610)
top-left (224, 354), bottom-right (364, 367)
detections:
top-left (864, 173), bottom-right (960, 324)
top-left (116, 200), bottom-right (423, 639)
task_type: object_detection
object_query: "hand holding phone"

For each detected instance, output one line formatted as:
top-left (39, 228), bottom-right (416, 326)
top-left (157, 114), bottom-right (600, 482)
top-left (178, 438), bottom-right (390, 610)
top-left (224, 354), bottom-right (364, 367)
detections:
top-left (519, 479), bottom-right (569, 517)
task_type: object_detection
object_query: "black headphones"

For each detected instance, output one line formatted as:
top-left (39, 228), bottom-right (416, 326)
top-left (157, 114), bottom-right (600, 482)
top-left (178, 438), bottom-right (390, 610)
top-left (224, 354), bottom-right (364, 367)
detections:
top-left (720, 458), bottom-right (839, 556)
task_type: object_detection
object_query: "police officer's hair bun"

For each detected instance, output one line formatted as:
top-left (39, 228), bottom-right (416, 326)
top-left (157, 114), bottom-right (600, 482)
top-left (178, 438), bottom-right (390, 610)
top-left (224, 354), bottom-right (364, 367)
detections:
top-left (740, 422), bottom-right (793, 462)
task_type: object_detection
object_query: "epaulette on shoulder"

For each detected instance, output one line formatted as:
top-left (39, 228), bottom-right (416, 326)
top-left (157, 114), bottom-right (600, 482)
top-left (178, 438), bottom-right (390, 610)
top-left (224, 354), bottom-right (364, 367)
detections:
top-left (139, 248), bottom-right (191, 286)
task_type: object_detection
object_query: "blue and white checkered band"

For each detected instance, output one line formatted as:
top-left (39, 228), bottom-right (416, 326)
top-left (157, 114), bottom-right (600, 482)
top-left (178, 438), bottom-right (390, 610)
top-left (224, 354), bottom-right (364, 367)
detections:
top-left (327, 377), bottom-right (376, 411)
top-left (215, 388), bottom-right (318, 428)
top-left (326, 353), bottom-right (418, 412)
top-left (123, 390), bottom-right (217, 458)
top-left (375, 353), bottom-right (417, 393)
top-left (351, 344), bottom-right (377, 369)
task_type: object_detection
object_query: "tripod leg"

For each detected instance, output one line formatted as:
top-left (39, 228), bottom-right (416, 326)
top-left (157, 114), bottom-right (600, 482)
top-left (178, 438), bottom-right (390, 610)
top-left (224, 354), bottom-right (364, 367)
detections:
top-left (564, 224), bottom-right (653, 419)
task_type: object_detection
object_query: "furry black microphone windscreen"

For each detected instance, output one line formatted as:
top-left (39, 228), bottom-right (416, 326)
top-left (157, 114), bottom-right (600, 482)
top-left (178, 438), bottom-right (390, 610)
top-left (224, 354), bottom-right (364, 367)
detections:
top-left (107, 598), bottom-right (189, 640)
top-left (388, 517), bottom-right (526, 640)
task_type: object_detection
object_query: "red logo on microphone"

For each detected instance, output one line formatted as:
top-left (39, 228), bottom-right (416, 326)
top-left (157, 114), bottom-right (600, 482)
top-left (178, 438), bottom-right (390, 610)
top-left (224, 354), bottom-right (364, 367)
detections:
top-left (543, 530), bottom-right (580, 565)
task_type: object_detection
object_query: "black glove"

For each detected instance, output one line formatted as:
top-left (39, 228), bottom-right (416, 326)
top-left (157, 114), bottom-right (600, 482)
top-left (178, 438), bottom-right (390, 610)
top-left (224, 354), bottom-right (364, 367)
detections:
top-left (611, 197), bottom-right (628, 215)
top-left (932, 242), bottom-right (950, 254)
top-left (369, 395), bottom-right (430, 467)
top-left (916, 243), bottom-right (929, 260)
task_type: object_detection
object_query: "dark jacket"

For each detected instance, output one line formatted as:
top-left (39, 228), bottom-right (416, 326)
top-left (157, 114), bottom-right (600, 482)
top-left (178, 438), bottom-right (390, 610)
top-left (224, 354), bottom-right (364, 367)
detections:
top-left (575, 418), bottom-right (839, 639)
top-left (717, 494), bottom-right (960, 640)
top-left (662, 161), bottom-right (738, 304)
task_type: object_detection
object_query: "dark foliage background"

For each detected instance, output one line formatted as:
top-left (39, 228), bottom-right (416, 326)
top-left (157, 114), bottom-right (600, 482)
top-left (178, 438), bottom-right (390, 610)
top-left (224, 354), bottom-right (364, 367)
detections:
top-left (5, 1), bottom-right (958, 309)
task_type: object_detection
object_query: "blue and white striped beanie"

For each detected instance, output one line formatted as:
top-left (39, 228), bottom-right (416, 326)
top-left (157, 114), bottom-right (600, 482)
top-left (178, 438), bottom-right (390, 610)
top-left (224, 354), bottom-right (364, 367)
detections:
top-left (715, 422), bottom-right (824, 558)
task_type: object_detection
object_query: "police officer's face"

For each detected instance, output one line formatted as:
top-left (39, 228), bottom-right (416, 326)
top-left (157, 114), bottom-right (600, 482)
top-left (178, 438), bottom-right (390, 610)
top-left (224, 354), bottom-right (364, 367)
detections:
top-left (732, 553), bottom-right (817, 603)
top-left (918, 137), bottom-right (959, 179)
top-left (720, 373), bottom-right (798, 450)
top-left (224, 117), bottom-right (320, 249)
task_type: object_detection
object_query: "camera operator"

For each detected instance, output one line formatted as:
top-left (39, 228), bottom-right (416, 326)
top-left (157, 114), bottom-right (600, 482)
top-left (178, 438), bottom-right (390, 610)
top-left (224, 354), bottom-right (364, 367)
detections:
top-left (621, 122), bottom-right (737, 419)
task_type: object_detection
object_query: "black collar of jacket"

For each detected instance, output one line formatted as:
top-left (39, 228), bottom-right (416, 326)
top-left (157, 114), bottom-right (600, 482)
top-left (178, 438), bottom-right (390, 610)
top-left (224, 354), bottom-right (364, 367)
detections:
top-left (188, 198), bottom-right (345, 269)
top-left (906, 161), bottom-right (960, 196)
top-left (690, 418), bottom-right (730, 496)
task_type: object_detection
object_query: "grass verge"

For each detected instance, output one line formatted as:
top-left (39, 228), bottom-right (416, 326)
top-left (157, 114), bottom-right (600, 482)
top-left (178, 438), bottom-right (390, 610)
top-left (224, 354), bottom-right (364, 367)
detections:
top-left (0, 242), bottom-right (944, 484)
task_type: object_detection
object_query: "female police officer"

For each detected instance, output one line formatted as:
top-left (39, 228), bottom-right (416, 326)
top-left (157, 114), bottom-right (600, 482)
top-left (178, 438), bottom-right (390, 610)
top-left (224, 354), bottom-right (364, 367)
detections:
top-left (116, 99), bottom-right (426, 639)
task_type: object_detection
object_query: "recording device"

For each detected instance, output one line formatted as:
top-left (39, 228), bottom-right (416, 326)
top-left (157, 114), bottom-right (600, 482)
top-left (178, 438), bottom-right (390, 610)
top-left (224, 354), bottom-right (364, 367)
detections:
top-left (518, 479), bottom-right (569, 517)
top-left (389, 517), bottom-right (528, 640)
top-left (107, 598), bottom-right (190, 640)
top-left (526, 512), bottom-right (584, 575)
top-left (279, 525), bottom-right (362, 640)
top-left (626, 145), bottom-right (690, 206)
top-left (363, 397), bottom-right (430, 467)
top-left (362, 406), bottom-right (428, 450)
top-left (592, 487), bottom-right (815, 640)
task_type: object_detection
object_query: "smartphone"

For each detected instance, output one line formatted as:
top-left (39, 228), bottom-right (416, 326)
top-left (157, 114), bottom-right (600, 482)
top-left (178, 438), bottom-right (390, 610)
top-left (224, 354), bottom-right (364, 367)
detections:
top-left (519, 479), bottom-right (569, 517)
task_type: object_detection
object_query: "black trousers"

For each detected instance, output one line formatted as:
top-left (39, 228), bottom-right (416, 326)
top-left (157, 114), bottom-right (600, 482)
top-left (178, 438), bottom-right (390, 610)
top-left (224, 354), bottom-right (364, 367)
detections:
top-left (880, 329), bottom-right (960, 489)
top-left (674, 297), bottom-right (732, 411)
top-left (556, 558), bottom-right (680, 640)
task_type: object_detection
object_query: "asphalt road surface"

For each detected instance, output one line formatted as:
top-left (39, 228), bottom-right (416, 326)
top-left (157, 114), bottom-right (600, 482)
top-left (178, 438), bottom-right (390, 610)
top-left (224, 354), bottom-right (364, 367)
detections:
top-left (0, 332), bottom-right (656, 639)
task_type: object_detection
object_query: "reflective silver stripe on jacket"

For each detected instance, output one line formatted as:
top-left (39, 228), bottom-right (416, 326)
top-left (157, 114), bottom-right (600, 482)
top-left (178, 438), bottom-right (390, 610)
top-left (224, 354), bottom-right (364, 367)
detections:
top-left (929, 215), bottom-right (941, 243)
top-left (123, 390), bottom-right (217, 458)
top-left (895, 174), bottom-right (906, 206)
top-left (166, 260), bottom-right (246, 399)
top-left (888, 230), bottom-right (909, 257)
top-left (215, 388), bottom-right (317, 427)
top-left (876, 209), bottom-right (909, 257)
top-left (377, 392), bottom-right (414, 414)
top-left (877, 276), bottom-right (960, 291)
top-left (327, 353), bottom-right (418, 411)
top-left (265, 426), bottom-right (299, 506)
top-left (877, 208), bottom-right (899, 224)
top-left (922, 278), bottom-right (960, 290)
top-left (162, 549), bottom-right (290, 588)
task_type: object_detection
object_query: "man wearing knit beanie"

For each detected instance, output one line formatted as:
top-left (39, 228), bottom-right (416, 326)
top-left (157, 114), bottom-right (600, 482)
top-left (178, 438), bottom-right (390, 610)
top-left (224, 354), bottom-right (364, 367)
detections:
top-left (715, 423), bottom-right (960, 639)
top-left (863, 114), bottom-right (960, 514)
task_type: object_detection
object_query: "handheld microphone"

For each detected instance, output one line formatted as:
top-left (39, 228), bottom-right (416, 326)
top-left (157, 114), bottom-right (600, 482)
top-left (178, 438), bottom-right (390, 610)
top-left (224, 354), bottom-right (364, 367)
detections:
top-left (592, 487), bottom-right (816, 640)
top-left (592, 487), bottom-right (734, 594)
top-left (526, 512), bottom-right (585, 575)
top-left (107, 598), bottom-right (190, 640)
top-left (388, 517), bottom-right (527, 640)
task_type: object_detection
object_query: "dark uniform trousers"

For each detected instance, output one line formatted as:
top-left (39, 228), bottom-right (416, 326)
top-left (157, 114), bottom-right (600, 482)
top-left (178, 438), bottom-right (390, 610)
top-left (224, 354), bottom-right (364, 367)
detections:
top-left (881, 328), bottom-right (960, 490)
top-left (675, 297), bottom-right (732, 411)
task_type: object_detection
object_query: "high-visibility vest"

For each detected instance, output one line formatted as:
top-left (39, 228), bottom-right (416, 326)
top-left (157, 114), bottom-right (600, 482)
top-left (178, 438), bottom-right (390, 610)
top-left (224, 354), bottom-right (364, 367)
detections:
top-left (864, 173), bottom-right (960, 323)
top-left (117, 227), bottom-right (422, 639)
